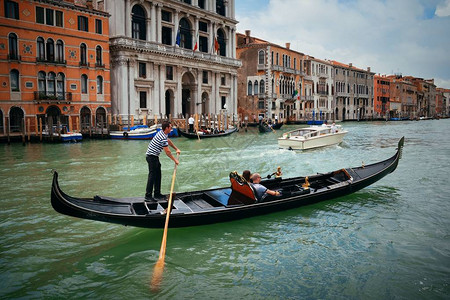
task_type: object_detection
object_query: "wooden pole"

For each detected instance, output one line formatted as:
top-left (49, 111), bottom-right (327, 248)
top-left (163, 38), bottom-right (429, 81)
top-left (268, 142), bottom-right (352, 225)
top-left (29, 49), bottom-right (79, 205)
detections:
top-left (75, 116), bottom-right (79, 133)
top-left (131, 115), bottom-right (134, 127)
top-left (100, 115), bottom-right (104, 138)
top-left (34, 116), bottom-right (38, 136)
top-left (68, 115), bottom-right (72, 133)
top-left (154, 114), bottom-right (158, 126)
top-left (39, 117), bottom-right (43, 142)
top-left (22, 118), bottom-right (26, 145)
top-left (6, 117), bottom-right (10, 145)
top-left (143, 113), bottom-right (147, 126)
top-left (119, 115), bottom-right (122, 130)
top-left (194, 113), bottom-right (199, 132)
top-left (27, 118), bottom-right (31, 142)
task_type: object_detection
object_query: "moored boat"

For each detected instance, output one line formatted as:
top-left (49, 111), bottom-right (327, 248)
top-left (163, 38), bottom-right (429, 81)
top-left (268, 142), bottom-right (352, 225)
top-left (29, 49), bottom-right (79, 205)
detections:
top-left (258, 122), bottom-right (283, 133)
top-left (110, 124), bottom-right (178, 140)
top-left (50, 137), bottom-right (403, 228)
top-left (178, 126), bottom-right (237, 139)
top-left (43, 127), bottom-right (82, 142)
top-left (278, 124), bottom-right (348, 150)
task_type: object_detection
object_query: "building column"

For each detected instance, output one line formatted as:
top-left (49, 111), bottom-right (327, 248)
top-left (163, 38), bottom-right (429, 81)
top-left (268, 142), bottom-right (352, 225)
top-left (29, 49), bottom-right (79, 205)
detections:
top-left (174, 10), bottom-right (180, 46)
top-left (196, 69), bottom-right (202, 114)
top-left (125, 0), bottom-right (131, 38)
top-left (176, 66), bottom-right (183, 117)
top-left (150, 3), bottom-right (156, 42)
top-left (156, 4), bottom-right (162, 43)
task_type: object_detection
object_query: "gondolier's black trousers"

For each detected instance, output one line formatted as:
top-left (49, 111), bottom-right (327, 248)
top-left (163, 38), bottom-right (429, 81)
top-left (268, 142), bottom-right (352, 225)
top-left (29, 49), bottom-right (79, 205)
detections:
top-left (146, 155), bottom-right (161, 199)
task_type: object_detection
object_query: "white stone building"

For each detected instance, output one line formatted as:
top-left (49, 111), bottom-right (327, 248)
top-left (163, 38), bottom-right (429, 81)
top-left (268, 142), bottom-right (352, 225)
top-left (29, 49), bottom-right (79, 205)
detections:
top-left (102, 0), bottom-right (240, 121)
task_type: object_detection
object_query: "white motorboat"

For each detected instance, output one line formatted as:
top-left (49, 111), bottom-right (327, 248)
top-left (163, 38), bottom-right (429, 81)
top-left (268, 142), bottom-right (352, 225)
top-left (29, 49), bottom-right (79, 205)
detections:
top-left (278, 124), bottom-right (348, 150)
top-left (109, 124), bottom-right (179, 140)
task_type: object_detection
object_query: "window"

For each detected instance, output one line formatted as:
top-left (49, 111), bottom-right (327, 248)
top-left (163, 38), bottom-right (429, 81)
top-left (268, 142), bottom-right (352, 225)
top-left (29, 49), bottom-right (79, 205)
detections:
top-left (95, 19), bottom-right (102, 34)
top-left (80, 43), bottom-right (87, 65)
top-left (46, 39), bottom-right (55, 62)
top-left (8, 33), bottom-right (18, 60)
top-left (95, 46), bottom-right (102, 66)
top-left (36, 7), bottom-right (44, 24)
top-left (199, 36), bottom-right (208, 53)
top-left (56, 11), bottom-right (63, 27)
top-left (38, 71), bottom-right (46, 94)
top-left (56, 73), bottom-right (65, 98)
top-left (46, 8), bottom-right (54, 26)
top-left (166, 66), bottom-right (173, 80)
top-left (48, 72), bottom-right (56, 96)
top-left (202, 71), bottom-right (208, 84)
top-left (139, 62), bottom-right (146, 78)
top-left (221, 96), bottom-right (226, 109)
top-left (179, 18), bottom-right (192, 49)
top-left (198, 0), bottom-right (205, 9)
top-left (97, 76), bottom-right (103, 94)
top-left (162, 26), bottom-right (172, 45)
top-left (56, 40), bottom-right (64, 62)
top-left (259, 100), bottom-right (265, 109)
top-left (260, 80), bottom-right (265, 94)
top-left (161, 10), bottom-right (171, 22)
top-left (294, 58), bottom-right (297, 70)
top-left (276, 53), bottom-right (279, 65)
top-left (37, 37), bottom-right (45, 61)
top-left (199, 21), bottom-right (208, 32)
top-left (217, 29), bottom-right (226, 56)
top-left (139, 91), bottom-right (147, 108)
top-left (248, 81), bottom-right (253, 95)
top-left (5, 1), bottom-right (19, 20)
top-left (132, 5), bottom-right (146, 40)
top-left (221, 74), bottom-right (226, 85)
top-left (216, 0), bottom-right (225, 16)
top-left (81, 74), bottom-right (88, 94)
top-left (258, 50), bottom-right (265, 65)
top-left (78, 16), bottom-right (88, 32)
top-left (254, 81), bottom-right (259, 95)
top-left (10, 69), bottom-right (19, 91)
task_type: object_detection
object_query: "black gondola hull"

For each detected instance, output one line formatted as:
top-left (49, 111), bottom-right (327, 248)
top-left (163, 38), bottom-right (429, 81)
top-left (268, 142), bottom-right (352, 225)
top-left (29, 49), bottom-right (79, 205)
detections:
top-left (51, 137), bottom-right (404, 228)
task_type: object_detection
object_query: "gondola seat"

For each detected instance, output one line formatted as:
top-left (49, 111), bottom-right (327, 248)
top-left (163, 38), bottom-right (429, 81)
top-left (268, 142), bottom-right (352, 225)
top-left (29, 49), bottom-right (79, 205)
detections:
top-left (228, 172), bottom-right (257, 205)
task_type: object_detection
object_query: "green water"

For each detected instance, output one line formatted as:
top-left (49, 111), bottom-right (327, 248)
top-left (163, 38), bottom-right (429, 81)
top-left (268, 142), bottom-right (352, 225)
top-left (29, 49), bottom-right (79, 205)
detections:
top-left (1, 120), bottom-right (449, 299)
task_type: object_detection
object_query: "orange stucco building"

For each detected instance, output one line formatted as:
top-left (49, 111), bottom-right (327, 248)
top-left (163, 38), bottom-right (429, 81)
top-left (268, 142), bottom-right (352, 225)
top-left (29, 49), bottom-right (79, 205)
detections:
top-left (0, 0), bottom-right (110, 138)
top-left (374, 74), bottom-right (391, 118)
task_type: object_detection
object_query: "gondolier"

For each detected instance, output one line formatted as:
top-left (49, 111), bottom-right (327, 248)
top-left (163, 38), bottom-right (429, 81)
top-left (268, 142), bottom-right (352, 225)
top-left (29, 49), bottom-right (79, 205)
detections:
top-left (145, 121), bottom-right (181, 201)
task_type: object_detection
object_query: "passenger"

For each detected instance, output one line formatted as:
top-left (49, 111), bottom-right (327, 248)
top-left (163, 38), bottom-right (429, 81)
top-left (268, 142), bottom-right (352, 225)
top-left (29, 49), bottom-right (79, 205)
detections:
top-left (188, 115), bottom-right (195, 133)
top-left (242, 170), bottom-right (251, 182)
top-left (331, 122), bottom-right (337, 133)
top-left (250, 173), bottom-right (281, 202)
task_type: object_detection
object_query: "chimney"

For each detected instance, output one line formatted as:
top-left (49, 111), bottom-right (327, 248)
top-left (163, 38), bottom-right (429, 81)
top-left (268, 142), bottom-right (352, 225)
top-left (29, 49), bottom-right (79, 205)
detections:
top-left (285, 43), bottom-right (290, 49)
top-left (86, 0), bottom-right (93, 9)
top-left (245, 30), bottom-right (251, 37)
top-left (367, 67), bottom-right (371, 72)
top-left (349, 63), bottom-right (352, 67)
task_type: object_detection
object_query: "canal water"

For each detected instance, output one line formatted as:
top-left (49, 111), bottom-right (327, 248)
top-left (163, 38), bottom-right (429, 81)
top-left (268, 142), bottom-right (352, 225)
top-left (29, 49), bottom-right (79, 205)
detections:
top-left (1, 120), bottom-right (449, 299)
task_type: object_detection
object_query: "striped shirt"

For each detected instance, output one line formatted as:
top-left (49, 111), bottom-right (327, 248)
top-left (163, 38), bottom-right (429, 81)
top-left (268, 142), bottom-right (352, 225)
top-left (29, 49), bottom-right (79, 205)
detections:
top-left (146, 130), bottom-right (169, 156)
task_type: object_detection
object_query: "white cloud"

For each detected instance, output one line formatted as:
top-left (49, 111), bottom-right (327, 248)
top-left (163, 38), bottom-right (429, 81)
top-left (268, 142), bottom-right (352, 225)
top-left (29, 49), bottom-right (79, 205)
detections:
top-left (236, 0), bottom-right (450, 88)
top-left (436, 0), bottom-right (450, 16)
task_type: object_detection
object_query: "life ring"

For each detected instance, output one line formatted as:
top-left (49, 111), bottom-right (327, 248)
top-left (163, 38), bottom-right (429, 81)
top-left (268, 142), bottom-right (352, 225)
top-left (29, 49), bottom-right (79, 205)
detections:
top-left (123, 132), bottom-right (128, 137)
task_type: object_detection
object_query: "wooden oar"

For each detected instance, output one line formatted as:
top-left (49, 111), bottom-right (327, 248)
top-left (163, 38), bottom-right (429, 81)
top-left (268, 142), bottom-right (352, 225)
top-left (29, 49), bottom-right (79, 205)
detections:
top-left (150, 153), bottom-right (179, 292)
top-left (265, 121), bottom-right (276, 133)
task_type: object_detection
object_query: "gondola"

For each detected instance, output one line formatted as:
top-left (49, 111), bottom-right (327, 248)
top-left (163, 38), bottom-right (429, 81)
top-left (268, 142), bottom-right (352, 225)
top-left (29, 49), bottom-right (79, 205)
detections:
top-left (51, 137), bottom-right (404, 228)
top-left (178, 127), bottom-right (237, 139)
top-left (258, 122), bottom-right (283, 133)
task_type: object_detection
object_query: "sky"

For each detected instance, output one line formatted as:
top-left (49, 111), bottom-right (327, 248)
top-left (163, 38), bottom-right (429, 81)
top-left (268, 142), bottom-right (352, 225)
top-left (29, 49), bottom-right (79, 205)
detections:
top-left (235, 0), bottom-right (450, 89)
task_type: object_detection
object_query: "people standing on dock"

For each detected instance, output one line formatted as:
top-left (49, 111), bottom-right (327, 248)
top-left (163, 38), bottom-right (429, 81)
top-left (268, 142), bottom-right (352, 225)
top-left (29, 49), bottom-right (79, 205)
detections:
top-left (145, 121), bottom-right (181, 201)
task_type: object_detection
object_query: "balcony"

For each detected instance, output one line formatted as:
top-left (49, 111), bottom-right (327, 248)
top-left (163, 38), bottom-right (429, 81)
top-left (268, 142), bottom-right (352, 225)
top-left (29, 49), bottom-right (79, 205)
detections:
top-left (34, 91), bottom-right (72, 103)
top-left (8, 54), bottom-right (21, 61)
top-left (95, 62), bottom-right (106, 68)
top-left (271, 65), bottom-right (304, 76)
top-left (79, 62), bottom-right (90, 68)
top-left (257, 64), bottom-right (265, 71)
top-left (110, 37), bottom-right (241, 68)
top-left (36, 57), bottom-right (67, 65)
top-left (301, 95), bottom-right (314, 101)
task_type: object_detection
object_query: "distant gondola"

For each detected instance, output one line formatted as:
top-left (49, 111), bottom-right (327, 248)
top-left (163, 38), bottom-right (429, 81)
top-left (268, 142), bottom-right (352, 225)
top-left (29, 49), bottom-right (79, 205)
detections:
top-left (51, 137), bottom-right (404, 228)
top-left (178, 127), bottom-right (237, 139)
top-left (258, 122), bottom-right (283, 133)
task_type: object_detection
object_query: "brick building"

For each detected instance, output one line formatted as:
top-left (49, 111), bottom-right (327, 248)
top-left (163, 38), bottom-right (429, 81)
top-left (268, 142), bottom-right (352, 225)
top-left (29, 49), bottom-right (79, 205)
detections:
top-left (374, 74), bottom-right (391, 119)
top-left (0, 0), bottom-right (111, 138)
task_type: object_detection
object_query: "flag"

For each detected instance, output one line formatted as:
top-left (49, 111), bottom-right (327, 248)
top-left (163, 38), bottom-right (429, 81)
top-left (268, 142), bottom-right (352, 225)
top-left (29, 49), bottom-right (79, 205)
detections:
top-left (193, 31), bottom-right (199, 51)
top-left (175, 28), bottom-right (181, 47)
top-left (292, 90), bottom-right (298, 99)
top-left (214, 37), bottom-right (219, 54)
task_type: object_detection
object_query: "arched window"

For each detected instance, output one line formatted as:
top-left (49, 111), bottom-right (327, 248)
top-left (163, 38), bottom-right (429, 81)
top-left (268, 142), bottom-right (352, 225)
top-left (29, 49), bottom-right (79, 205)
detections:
top-left (258, 50), bottom-right (265, 65)
top-left (254, 80), bottom-right (259, 95)
top-left (56, 73), bottom-right (65, 99)
top-left (247, 81), bottom-right (253, 96)
top-left (8, 33), bottom-right (18, 60)
top-left (56, 40), bottom-right (64, 63)
top-left (96, 46), bottom-right (102, 66)
top-left (216, 0), bottom-right (225, 16)
top-left (217, 28), bottom-right (226, 56)
top-left (10, 69), bottom-right (19, 91)
top-left (132, 5), bottom-right (146, 40)
top-left (179, 18), bottom-right (192, 49)
top-left (80, 43), bottom-right (87, 65)
top-left (96, 76), bottom-right (103, 94)
top-left (81, 74), bottom-right (88, 94)
top-left (37, 37), bottom-right (45, 61)
top-left (38, 71), bottom-right (46, 95)
top-left (260, 80), bottom-right (265, 94)
top-left (9, 107), bottom-right (24, 133)
top-left (48, 72), bottom-right (56, 96)
top-left (46, 38), bottom-right (55, 62)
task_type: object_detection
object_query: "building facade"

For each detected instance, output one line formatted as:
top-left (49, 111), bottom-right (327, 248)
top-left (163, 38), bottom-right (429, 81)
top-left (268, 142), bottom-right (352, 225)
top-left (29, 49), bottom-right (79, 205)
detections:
top-left (0, 0), bottom-right (111, 136)
top-left (306, 57), bottom-right (334, 121)
top-left (374, 74), bottom-right (391, 119)
top-left (103, 0), bottom-right (240, 123)
top-left (331, 61), bottom-right (374, 121)
top-left (236, 31), bottom-right (309, 123)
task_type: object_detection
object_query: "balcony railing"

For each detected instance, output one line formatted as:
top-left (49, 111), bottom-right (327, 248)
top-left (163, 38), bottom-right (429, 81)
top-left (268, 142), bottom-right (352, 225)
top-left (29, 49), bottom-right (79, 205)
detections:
top-left (36, 57), bottom-right (67, 65)
top-left (110, 37), bottom-right (241, 68)
top-left (79, 62), bottom-right (90, 67)
top-left (95, 62), bottom-right (105, 68)
top-left (34, 91), bottom-right (72, 103)
top-left (8, 54), bottom-right (21, 61)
